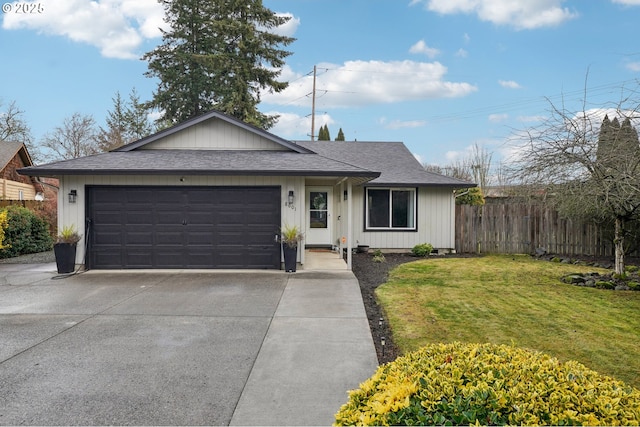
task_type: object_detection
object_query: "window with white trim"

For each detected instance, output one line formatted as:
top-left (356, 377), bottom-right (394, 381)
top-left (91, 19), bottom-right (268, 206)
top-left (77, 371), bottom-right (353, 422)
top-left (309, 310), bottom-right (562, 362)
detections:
top-left (366, 188), bottom-right (416, 230)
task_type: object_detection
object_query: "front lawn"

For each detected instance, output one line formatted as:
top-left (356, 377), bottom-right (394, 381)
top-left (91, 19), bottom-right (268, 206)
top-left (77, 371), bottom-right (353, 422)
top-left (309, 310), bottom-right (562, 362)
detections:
top-left (375, 254), bottom-right (640, 388)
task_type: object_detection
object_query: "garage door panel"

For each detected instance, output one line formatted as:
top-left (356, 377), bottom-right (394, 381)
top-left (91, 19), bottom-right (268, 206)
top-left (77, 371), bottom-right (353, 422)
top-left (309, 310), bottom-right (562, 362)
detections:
top-left (155, 231), bottom-right (183, 245)
top-left (88, 186), bottom-right (281, 269)
top-left (125, 231), bottom-right (153, 245)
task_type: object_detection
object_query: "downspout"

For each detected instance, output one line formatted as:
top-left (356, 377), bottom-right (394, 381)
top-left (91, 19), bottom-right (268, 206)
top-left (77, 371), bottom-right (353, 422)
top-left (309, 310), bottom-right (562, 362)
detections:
top-left (347, 180), bottom-right (353, 269)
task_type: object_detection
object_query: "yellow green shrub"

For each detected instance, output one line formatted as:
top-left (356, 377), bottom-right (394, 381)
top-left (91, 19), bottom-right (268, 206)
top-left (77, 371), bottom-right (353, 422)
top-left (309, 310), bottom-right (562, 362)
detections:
top-left (335, 342), bottom-right (640, 426)
top-left (0, 210), bottom-right (7, 249)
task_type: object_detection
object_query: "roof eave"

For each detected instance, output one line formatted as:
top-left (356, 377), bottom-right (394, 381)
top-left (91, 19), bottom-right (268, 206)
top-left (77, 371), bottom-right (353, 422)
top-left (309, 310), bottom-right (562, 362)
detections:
top-left (18, 167), bottom-right (380, 179)
top-left (365, 182), bottom-right (477, 188)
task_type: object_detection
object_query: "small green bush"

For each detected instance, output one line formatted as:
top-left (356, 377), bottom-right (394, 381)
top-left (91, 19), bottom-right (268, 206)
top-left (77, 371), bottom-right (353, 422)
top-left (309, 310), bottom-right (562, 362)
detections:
top-left (334, 342), bottom-right (640, 426)
top-left (0, 205), bottom-right (54, 258)
top-left (411, 243), bottom-right (433, 257)
top-left (372, 249), bottom-right (385, 263)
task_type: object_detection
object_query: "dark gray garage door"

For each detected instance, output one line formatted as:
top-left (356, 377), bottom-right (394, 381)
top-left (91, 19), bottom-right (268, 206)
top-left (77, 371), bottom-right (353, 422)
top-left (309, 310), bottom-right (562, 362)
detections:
top-left (87, 186), bottom-right (281, 269)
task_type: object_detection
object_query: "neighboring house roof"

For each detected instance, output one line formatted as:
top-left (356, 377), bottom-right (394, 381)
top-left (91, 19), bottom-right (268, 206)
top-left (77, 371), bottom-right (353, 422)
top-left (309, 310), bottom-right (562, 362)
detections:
top-left (0, 141), bottom-right (33, 170)
top-left (297, 140), bottom-right (474, 187)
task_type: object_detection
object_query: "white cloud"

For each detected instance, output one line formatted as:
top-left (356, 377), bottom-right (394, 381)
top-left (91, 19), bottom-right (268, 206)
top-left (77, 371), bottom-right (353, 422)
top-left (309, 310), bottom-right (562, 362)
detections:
top-left (1, 1), bottom-right (299, 59)
top-left (417, 0), bottom-right (578, 30)
top-left (626, 62), bottom-right (640, 72)
top-left (385, 119), bottom-right (427, 129)
top-left (456, 48), bottom-right (469, 58)
top-left (498, 79), bottom-right (522, 89)
top-left (409, 40), bottom-right (440, 58)
top-left (264, 60), bottom-right (477, 108)
top-left (273, 13), bottom-right (300, 37)
top-left (267, 111), bottom-right (333, 139)
top-left (489, 113), bottom-right (509, 122)
top-left (611, 0), bottom-right (640, 5)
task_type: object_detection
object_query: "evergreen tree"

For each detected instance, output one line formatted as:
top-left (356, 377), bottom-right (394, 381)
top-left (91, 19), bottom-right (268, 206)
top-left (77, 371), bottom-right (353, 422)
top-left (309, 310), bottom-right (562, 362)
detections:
top-left (98, 89), bottom-right (153, 151)
top-left (126, 88), bottom-right (153, 140)
top-left (318, 124), bottom-right (330, 140)
top-left (335, 127), bottom-right (345, 141)
top-left (98, 92), bottom-right (127, 152)
top-left (143, 0), bottom-right (294, 129)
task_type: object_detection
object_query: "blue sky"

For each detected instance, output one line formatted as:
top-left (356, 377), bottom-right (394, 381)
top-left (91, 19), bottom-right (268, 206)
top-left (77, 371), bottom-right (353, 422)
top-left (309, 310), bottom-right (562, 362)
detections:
top-left (2, 0), bottom-right (640, 171)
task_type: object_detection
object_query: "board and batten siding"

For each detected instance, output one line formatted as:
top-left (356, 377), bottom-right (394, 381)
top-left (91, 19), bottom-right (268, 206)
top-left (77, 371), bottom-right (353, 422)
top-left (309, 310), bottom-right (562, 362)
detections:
top-left (349, 186), bottom-right (456, 251)
top-left (138, 120), bottom-right (289, 151)
top-left (58, 175), bottom-right (305, 265)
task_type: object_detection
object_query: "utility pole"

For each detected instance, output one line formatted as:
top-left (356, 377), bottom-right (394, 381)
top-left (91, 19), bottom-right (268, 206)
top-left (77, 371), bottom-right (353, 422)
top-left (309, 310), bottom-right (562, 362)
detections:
top-left (310, 65), bottom-right (316, 141)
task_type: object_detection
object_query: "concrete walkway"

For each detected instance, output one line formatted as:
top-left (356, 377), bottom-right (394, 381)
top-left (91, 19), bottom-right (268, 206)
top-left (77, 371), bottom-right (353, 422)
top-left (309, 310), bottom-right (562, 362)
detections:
top-left (0, 262), bottom-right (378, 426)
top-left (231, 269), bottom-right (377, 425)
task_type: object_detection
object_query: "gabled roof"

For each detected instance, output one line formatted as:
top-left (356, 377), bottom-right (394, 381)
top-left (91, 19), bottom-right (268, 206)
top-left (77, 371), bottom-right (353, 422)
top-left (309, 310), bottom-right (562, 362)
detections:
top-left (116, 110), bottom-right (314, 154)
top-left (16, 109), bottom-right (471, 188)
top-left (297, 141), bottom-right (474, 187)
top-left (0, 141), bottom-right (33, 170)
top-left (17, 149), bottom-right (379, 178)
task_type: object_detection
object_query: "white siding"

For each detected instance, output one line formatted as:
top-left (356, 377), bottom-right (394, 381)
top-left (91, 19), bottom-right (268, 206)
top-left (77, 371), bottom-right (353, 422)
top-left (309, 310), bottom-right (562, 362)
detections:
top-left (59, 175), bottom-right (305, 266)
top-left (140, 120), bottom-right (288, 151)
top-left (349, 186), bottom-right (456, 251)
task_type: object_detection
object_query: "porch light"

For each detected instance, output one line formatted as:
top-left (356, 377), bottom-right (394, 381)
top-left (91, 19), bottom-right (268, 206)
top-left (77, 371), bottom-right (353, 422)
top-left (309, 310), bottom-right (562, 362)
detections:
top-left (288, 190), bottom-right (294, 205)
top-left (343, 190), bottom-right (348, 200)
top-left (68, 189), bottom-right (77, 204)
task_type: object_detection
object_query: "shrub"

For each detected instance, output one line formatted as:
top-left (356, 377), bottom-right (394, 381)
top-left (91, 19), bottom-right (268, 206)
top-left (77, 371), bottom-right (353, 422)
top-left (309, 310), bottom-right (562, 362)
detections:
top-left (372, 249), bottom-right (385, 263)
top-left (0, 205), bottom-right (54, 258)
top-left (0, 210), bottom-right (8, 250)
top-left (411, 243), bottom-right (433, 257)
top-left (334, 342), bottom-right (640, 426)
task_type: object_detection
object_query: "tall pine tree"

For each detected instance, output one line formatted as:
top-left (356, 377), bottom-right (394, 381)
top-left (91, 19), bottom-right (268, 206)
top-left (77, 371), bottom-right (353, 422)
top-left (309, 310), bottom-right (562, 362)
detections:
top-left (318, 124), bottom-right (330, 140)
top-left (335, 127), bottom-right (345, 141)
top-left (143, 0), bottom-right (294, 129)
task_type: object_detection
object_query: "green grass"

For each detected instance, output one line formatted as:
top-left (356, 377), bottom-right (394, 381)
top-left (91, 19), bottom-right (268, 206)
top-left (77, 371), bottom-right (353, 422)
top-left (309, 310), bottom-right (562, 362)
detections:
top-left (375, 254), bottom-right (640, 388)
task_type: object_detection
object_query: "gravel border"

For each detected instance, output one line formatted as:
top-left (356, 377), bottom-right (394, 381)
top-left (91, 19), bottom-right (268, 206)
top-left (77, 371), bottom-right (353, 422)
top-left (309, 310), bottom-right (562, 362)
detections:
top-left (0, 250), bottom-right (55, 264)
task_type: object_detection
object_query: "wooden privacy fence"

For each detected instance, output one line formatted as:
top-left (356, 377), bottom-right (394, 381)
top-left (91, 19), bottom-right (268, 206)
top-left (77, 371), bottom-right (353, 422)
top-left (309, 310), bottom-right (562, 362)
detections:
top-left (455, 203), bottom-right (623, 257)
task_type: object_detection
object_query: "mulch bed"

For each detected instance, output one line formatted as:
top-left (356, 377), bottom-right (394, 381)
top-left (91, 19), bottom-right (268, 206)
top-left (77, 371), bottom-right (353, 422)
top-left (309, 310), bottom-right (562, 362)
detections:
top-left (351, 252), bottom-right (417, 364)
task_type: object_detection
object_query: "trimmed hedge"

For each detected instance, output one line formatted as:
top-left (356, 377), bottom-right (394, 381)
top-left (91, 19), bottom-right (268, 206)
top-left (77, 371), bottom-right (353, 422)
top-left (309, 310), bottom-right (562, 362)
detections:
top-left (335, 342), bottom-right (640, 426)
top-left (0, 205), bottom-right (54, 258)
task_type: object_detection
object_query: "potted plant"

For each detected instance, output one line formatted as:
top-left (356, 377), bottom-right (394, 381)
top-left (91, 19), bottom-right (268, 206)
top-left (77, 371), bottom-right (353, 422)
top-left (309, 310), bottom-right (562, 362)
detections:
top-left (54, 224), bottom-right (81, 274)
top-left (280, 224), bottom-right (304, 272)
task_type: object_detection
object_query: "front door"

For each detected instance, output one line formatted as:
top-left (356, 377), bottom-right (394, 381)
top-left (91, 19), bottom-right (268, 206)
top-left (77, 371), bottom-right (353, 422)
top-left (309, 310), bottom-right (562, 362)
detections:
top-left (306, 187), bottom-right (332, 246)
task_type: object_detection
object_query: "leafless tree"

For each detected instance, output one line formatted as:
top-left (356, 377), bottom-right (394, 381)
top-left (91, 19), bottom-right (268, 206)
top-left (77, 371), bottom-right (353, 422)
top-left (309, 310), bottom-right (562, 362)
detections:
top-left (507, 81), bottom-right (640, 274)
top-left (0, 100), bottom-right (32, 143)
top-left (41, 113), bottom-right (99, 160)
top-left (0, 100), bottom-right (45, 162)
top-left (468, 143), bottom-right (492, 191)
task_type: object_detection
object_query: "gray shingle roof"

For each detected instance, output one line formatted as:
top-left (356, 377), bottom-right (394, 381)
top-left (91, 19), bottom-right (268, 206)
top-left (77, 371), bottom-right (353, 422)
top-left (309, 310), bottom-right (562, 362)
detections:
top-left (16, 107), bottom-right (473, 189)
top-left (0, 141), bottom-right (31, 170)
top-left (18, 149), bottom-right (379, 178)
top-left (297, 141), bottom-right (474, 187)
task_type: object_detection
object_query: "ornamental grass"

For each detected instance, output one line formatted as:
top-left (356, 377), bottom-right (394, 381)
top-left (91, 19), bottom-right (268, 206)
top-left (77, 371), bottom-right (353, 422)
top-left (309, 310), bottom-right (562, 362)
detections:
top-left (334, 342), bottom-right (640, 426)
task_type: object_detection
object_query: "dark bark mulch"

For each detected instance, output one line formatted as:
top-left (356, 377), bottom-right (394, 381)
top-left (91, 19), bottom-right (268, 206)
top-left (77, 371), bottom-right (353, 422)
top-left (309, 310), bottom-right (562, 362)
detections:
top-left (351, 252), bottom-right (417, 365)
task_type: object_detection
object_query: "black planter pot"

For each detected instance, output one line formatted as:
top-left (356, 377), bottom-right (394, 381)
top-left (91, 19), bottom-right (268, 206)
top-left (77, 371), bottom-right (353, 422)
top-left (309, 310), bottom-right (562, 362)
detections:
top-left (283, 245), bottom-right (298, 272)
top-left (54, 242), bottom-right (77, 274)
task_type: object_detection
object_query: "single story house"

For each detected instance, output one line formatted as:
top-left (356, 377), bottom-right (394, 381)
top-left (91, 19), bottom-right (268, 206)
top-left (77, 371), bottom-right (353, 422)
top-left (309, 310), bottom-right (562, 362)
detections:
top-left (19, 110), bottom-right (473, 270)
